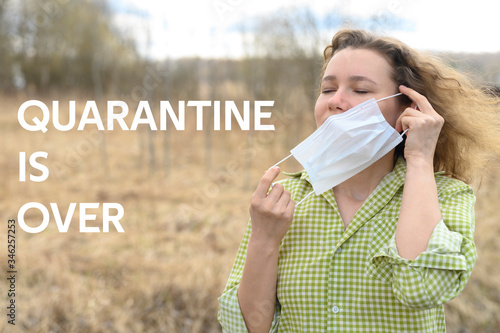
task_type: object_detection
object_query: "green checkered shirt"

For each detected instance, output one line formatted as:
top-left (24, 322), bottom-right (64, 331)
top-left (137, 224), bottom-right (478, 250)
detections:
top-left (218, 158), bottom-right (477, 332)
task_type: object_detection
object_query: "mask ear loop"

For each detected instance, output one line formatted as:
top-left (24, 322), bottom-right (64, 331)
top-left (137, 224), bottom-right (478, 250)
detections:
top-left (295, 190), bottom-right (314, 207)
top-left (270, 154), bottom-right (315, 207)
top-left (270, 153), bottom-right (293, 169)
top-left (270, 154), bottom-right (315, 208)
top-left (376, 92), bottom-right (412, 136)
top-left (376, 92), bottom-right (402, 102)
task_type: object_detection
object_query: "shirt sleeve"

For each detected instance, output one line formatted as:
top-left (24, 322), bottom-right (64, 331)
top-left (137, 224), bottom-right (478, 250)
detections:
top-left (370, 181), bottom-right (477, 309)
top-left (217, 221), bottom-right (281, 332)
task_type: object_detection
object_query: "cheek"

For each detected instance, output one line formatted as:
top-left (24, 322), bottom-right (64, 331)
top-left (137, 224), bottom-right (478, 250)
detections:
top-left (313, 100), bottom-right (322, 126)
top-left (385, 113), bottom-right (399, 128)
top-left (382, 104), bottom-right (404, 128)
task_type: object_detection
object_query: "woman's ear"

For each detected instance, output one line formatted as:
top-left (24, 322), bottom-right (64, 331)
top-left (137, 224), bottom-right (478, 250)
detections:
top-left (397, 94), bottom-right (413, 108)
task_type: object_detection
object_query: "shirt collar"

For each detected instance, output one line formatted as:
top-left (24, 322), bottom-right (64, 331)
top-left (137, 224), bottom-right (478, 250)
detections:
top-left (283, 170), bottom-right (311, 183)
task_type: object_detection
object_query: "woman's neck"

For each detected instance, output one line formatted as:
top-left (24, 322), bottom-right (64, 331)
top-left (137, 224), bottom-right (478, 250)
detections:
top-left (332, 153), bottom-right (396, 202)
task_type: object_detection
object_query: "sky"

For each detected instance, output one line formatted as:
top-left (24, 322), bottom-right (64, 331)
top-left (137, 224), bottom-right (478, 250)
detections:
top-left (110, 0), bottom-right (500, 59)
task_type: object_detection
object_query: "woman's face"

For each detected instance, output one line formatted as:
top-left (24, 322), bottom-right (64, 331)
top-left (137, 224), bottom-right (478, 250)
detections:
top-left (314, 47), bottom-right (403, 128)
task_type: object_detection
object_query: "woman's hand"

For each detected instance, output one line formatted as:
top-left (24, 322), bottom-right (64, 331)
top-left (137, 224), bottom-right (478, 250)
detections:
top-left (249, 166), bottom-right (295, 247)
top-left (396, 85), bottom-right (444, 165)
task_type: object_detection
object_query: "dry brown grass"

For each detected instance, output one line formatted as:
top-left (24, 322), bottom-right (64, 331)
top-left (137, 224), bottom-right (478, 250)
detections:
top-left (0, 93), bottom-right (499, 332)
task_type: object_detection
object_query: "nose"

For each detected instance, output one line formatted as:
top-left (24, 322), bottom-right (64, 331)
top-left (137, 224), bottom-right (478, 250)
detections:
top-left (327, 90), bottom-right (349, 113)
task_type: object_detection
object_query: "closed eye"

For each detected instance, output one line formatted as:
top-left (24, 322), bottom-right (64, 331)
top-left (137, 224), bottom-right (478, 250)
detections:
top-left (321, 89), bottom-right (336, 94)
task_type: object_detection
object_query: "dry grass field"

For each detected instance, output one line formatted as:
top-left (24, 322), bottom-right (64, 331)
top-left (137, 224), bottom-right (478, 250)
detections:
top-left (0, 93), bottom-right (499, 333)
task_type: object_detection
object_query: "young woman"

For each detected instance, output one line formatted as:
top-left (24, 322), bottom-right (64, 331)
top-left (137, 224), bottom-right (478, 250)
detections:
top-left (218, 29), bottom-right (500, 332)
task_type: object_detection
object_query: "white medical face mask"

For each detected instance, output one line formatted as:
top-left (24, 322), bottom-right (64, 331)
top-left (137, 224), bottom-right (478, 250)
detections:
top-left (273, 93), bottom-right (407, 205)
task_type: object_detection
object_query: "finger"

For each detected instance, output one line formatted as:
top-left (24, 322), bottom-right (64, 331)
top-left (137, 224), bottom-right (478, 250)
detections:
top-left (286, 197), bottom-right (296, 212)
top-left (275, 191), bottom-right (295, 220)
top-left (399, 85), bottom-right (433, 114)
top-left (254, 166), bottom-right (281, 198)
top-left (395, 108), bottom-right (425, 133)
top-left (273, 188), bottom-right (291, 208)
top-left (395, 114), bottom-right (404, 133)
top-left (267, 182), bottom-right (285, 203)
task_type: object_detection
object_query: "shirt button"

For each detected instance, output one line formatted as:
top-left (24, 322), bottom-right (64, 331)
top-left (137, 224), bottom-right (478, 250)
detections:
top-left (336, 247), bottom-right (342, 253)
top-left (332, 306), bottom-right (340, 313)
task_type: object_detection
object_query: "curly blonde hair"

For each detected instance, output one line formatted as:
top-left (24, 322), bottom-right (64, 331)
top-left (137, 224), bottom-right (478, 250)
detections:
top-left (321, 29), bottom-right (500, 184)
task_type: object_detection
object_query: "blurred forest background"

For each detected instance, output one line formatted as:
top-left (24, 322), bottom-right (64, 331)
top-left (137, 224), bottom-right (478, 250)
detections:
top-left (0, 0), bottom-right (499, 332)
